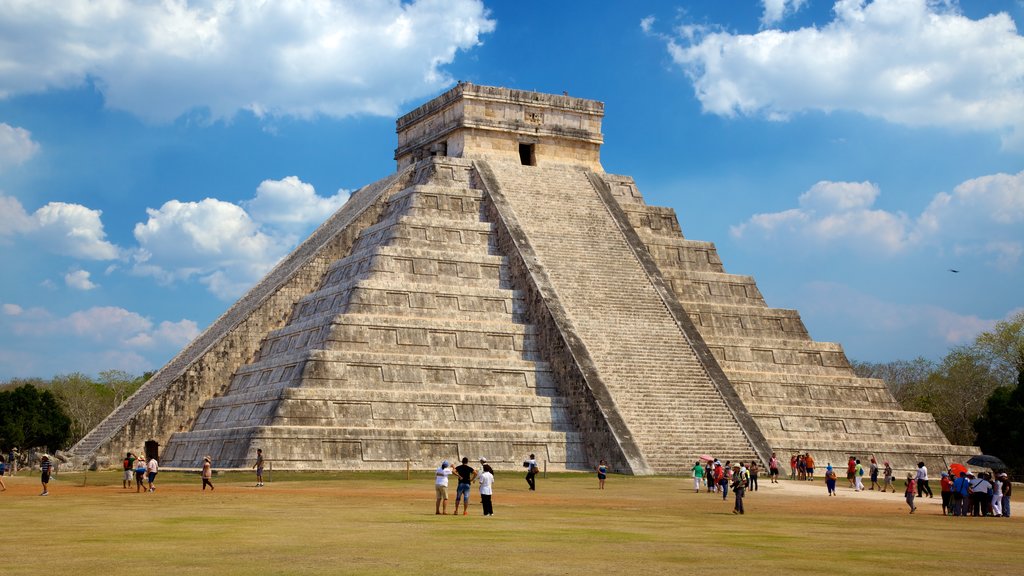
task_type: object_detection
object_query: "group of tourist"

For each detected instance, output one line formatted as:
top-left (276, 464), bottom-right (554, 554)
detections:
top-left (931, 469), bottom-right (1013, 517)
top-left (790, 453), bottom-right (816, 481)
top-left (434, 456), bottom-right (495, 516)
top-left (119, 452), bottom-right (161, 493)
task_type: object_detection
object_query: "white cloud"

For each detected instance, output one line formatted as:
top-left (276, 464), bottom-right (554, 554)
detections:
top-left (0, 0), bottom-right (495, 123)
top-left (0, 194), bottom-right (120, 259)
top-left (732, 170), bottom-right (1024, 268)
top-left (64, 269), bottom-right (98, 290)
top-left (2, 303), bottom-right (23, 316)
top-left (657, 0), bottom-right (1024, 146)
top-left (130, 176), bottom-right (345, 299)
top-left (244, 176), bottom-right (349, 231)
top-left (9, 305), bottom-right (198, 349)
top-left (0, 123), bottom-right (40, 171)
top-left (761, 0), bottom-right (809, 27)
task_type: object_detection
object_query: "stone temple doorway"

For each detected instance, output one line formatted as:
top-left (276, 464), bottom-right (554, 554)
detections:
top-left (144, 440), bottom-right (160, 462)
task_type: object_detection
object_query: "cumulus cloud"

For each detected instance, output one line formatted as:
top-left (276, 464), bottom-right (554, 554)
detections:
top-left (731, 170), bottom-right (1024, 268)
top-left (761, 0), bottom-right (809, 27)
top-left (0, 303), bottom-right (200, 378)
top-left (0, 194), bottom-right (120, 259)
top-left (0, 0), bottom-right (495, 123)
top-left (130, 175), bottom-right (343, 299)
top-left (244, 176), bottom-right (349, 232)
top-left (65, 269), bottom-right (98, 290)
top-left (655, 0), bottom-right (1024, 146)
top-left (0, 123), bottom-right (40, 171)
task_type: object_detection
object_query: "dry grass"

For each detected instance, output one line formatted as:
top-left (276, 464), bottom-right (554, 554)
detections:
top-left (3, 469), bottom-right (1020, 575)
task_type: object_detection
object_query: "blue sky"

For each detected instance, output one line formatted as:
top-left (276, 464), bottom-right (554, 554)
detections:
top-left (1, 0), bottom-right (1022, 380)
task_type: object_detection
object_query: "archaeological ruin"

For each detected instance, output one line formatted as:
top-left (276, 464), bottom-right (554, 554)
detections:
top-left (69, 83), bottom-right (978, 474)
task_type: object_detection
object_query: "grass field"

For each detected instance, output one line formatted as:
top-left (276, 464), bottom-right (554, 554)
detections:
top-left (2, 469), bottom-right (1020, 575)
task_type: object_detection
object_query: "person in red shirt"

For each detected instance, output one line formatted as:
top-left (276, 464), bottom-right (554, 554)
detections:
top-left (940, 472), bottom-right (954, 516)
top-left (904, 473), bottom-right (917, 513)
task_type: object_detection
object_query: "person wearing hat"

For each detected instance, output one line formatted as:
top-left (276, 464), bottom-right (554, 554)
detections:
top-left (730, 464), bottom-right (747, 514)
top-left (999, 473), bottom-right (1011, 517)
top-left (904, 473), bottom-right (917, 513)
top-left (992, 472), bottom-right (1005, 516)
top-left (39, 454), bottom-right (52, 496)
top-left (478, 464), bottom-right (495, 516)
top-left (201, 456), bottom-right (214, 491)
top-left (435, 460), bottom-right (453, 515)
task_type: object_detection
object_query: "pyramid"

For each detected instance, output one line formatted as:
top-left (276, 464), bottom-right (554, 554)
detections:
top-left (70, 83), bottom-right (977, 473)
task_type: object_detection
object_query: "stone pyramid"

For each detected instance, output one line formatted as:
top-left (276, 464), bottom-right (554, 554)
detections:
top-left (70, 83), bottom-right (977, 473)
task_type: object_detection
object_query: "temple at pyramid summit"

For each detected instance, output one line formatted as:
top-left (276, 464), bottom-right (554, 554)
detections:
top-left (70, 83), bottom-right (978, 474)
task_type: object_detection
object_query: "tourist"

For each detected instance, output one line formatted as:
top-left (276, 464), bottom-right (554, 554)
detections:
top-left (452, 457), bottom-right (476, 515)
top-left (692, 460), bottom-right (704, 493)
top-left (999, 473), bottom-right (1011, 517)
top-left (435, 460), bottom-right (452, 515)
top-left (916, 462), bottom-right (933, 498)
top-left (796, 454), bottom-right (806, 481)
top-left (768, 452), bottom-right (780, 483)
top-left (122, 452), bottom-right (136, 489)
top-left (524, 454), bottom-right (538, 491)
top-left (904, 473), bottom-right (917, 513)
top-left (252, 448), bottom-right (265, 487)
top-left (479, 464), bottom-right (495, 516)
top-left (0, 455), bottom-right (6, 491)
top-left (804, 453), bottom-right (815, 480)
top-left (992, 473), bottom-right (1004, 517)
top-left (846, 457), bottom-right (857, 488)
top-left (882, 461), bottom-right (895, 493)
top-left (968, 473), bottom-right (991, 517)
top-left (134, 456), bottom-right (147, 493)
top-left (952, 471), bottom-right (969, 516)
top-left (705, 461), bottom-right (715, 493)
top-left (201, 456), bottom-right (214, 491)
top-left (40, 454), bottom-right (52, 496)
top-left (748, 461), bottom-right (759, 492)
top-left (790, 454), bottom-right (797, 480)
top-left (731, 464), bottom-right (746, 514)
top-left (940, 472), bottom-right (953, 515)
top-left (825, 464), bottom-right (837, 496)
top-left (854, 459), bottom-right (865, 492)
top-left (720, 461), bottom-right (731, 500)
top-left (868, 457), bottom-right (880, 491)
top-left (712, 461), bottom-right (724, 494)
top-left (146, 456), bottom-right (159, 492)
top-left (597, 459), bottom-right (608, 490)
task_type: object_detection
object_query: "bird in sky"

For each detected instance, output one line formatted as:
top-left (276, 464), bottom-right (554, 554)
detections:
top-left (949, 269), bottom-right (960, 273)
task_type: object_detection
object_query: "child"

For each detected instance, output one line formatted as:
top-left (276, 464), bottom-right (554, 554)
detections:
top-left (904, 473), bottom-right (917, 514)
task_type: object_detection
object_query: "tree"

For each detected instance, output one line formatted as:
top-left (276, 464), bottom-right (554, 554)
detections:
top-left (0, 384), bottom-right (72, 452)
top-left (851, 357), bottom-right (935, 399)
top-left (973, 380), bottom-right (1024, 477)
top-left (973, 310), bottom-right (1024, 385)
top-left (49, 373), bottom-right (116, 447)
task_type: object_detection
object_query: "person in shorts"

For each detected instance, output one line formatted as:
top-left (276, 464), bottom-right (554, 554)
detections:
top-left (252, 449), bottom-right (265, 487)
top-left (123, 452), bottom-right (136, 489)
top-left (146, 457), bottom-right (159, 492)
top-left (452, 457), bottom-right (477, 516)
top-left (134, 456), bottom-right (147, 493)
top-left (435, 460), bottom-right (452, 515)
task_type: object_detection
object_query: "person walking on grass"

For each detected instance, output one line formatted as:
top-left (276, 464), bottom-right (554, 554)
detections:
top-left (524, 454), bottom-right (538, 491)
top-left (40, 455), bottom-right (52, 496)
top-left (940, 472), bottom-right (953, 515)
top-left (435, 460), bottom-right (452, 515)
top-left (854, 459), bottom-right (865, 492)
top-left (869, 457), bottom-right (880, 491)
top-left (999, 473), bottom-right (1011, 517)
top-left (253, 449), bottom-right (265, 487)
top-left (905, 473), bottom-right (917, 514)
top-left (883, 461), bottom-right (895, 493)
top-left (479, 464), bottom-right (495, 516)
top-left (691, 460), bottom-right (704, 493)
top-left (916, 462), bottom-right (933, 498)
top-left (846, 456), bottom-right (857, 488)
top-left (748, 461), bottom-right (759, 492)
top-left (825, 464), bottom-right (838, 496)
top-left (731, 465), bottom-right (747, 514)
top-left (596, 459), bottom-right (608, 490)
top-left (452, 457), bottom-right (476, 516)
top-left (134, 456), bottom-right (147, 493)
top-left (122, 452), bottom-right (135, 489)
top-left (146, 456), bottom-right (159, 492)
top-left (201, 456), bottom-right (214, 491)
top-left (768, 452), bottom-right (780, 484)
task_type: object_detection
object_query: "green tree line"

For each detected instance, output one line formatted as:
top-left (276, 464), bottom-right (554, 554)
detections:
top-left (852, 310), bottom-right (1024, 476)
top-left (0, 370), bottom-right (150, 453)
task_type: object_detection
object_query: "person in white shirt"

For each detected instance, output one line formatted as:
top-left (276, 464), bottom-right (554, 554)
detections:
top-left (435, 460), bottom-right (453, 515)
top-left (478, 464), bottom-right (495, 516)
top-left (916, 462), bottom-right (933, 498)
top-left (147, 457), bottom-right (159, 492)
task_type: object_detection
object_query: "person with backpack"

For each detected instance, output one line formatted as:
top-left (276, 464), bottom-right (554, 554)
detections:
top-left (122, 452), bottom-right (136, 489)
top-left (731, 464), bottom-right (747, 514)
top-left (825, 464), bottom-right (838, 496)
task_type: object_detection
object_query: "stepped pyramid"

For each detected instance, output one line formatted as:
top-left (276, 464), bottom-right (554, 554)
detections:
top-left (70, 83), bottom-right (976, 473)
